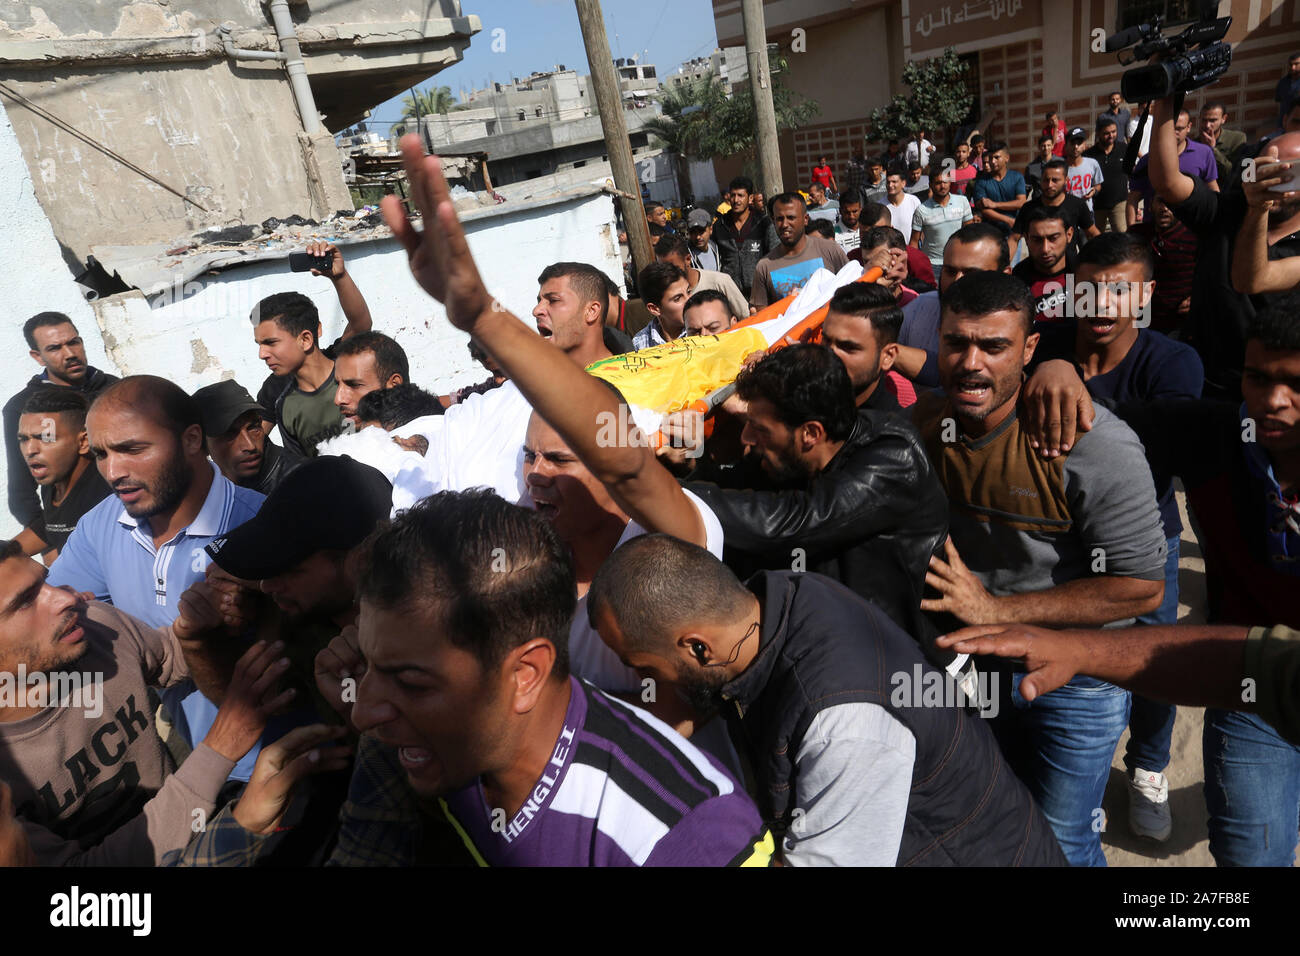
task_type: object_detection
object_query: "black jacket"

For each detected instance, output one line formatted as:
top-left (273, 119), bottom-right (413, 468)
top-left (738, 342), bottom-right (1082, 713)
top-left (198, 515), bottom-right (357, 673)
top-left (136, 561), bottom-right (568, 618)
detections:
top-left (4, 368), bottom-right (118, 535)
top-left (685, 408), bottom-right (953, 665)
top-left (723, 571), bottom-right (1066, 865)
top-left (712, 211), bottom-right (779, 298)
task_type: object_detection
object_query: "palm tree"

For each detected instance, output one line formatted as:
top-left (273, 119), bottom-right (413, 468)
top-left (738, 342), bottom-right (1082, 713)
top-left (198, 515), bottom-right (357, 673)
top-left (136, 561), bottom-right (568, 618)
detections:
top-left (391, 85), bottom-right (455, 138)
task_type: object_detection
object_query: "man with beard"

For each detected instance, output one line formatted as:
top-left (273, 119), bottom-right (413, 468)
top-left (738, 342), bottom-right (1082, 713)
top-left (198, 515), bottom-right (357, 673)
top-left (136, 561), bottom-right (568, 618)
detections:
top-left (5, 313), bottom-right (118, 560)
top-left (0, 538), bottom-right (293, 864)
top-left (713, 176), bottom-right (779, 301)
top-left (895, 222), bottom-right (1012, 389)
top-left (911, 271), bottom-right (1167, 866)
top-left (586, 533), bottom-right (1066, 866)
top-left (1012, 207), bottom-right (1077, 329)
top-left (331, 331), bottom-right (409, 429)
top-left (749, 193), bottom-right (849, 309)
top-left (834, 188), bottom-right (864, 254)
top-left (15, 389), bottom-right (110, 559)
top-left (1009, 160), bottom-right (1099, 259)
top-left (1149, 99), bottom-right (1300, 398)
top-left (193, 380), bottom-right (303, 495)
top-left (822, 282), bottom-right (906, 413)
top-left (48, 376), bottom-right (267, 782)
top-left (175, 490), bottom-right (774, 867)
top-left (988, 294), bottom-right (1300, 866)
top-left (1029, 233), bottom-right (1203, 842)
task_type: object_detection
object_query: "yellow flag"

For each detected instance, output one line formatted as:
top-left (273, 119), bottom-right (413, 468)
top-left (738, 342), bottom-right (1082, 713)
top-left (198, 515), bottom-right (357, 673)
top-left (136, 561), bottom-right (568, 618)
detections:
top-left (586, 328), bottom-right (768, 414)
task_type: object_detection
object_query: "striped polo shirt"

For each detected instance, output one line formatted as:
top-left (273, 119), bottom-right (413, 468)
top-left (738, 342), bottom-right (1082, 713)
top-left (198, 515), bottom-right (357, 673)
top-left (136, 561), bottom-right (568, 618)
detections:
top-left (441, 677), bottom-right (773, 866)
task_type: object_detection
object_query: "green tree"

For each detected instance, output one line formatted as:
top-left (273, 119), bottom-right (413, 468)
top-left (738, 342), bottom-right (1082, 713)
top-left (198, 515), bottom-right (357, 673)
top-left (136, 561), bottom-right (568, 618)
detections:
top-left (868, 48), bottom-right (972, 150)
top-left (391, 85), bottom-right (455, 137)
top-left (646, 55), bottom-right (819, 162)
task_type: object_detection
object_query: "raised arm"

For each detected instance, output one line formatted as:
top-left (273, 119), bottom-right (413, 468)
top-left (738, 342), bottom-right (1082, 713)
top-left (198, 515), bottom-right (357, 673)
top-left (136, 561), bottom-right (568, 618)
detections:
top-left (378, 136), bottom-right (705, 547)
top-left (308, 241), bottom-right (373, 340)
top-left (1147, 96), bottom-right (1194, 206)
top-left (1232, 148), bottom-right (1300, 294)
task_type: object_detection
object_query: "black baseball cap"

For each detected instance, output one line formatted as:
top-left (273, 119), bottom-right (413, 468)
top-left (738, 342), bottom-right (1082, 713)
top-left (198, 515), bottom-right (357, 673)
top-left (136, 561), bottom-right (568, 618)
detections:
top-left (193, 380), bottom-right (266, 437)
top-left (1067, 126), bottom-right (1088, 141)
top-left (206, 455), bottom-right (393, 580)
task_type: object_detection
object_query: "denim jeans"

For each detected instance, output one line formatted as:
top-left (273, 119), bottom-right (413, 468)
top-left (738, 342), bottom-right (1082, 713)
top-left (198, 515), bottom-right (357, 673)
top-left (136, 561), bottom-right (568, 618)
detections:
top-left (1203, 708), bottom-right (1300, 866)
top-left (1124, 535), bottom-right (1181, 775)
top-left (1005, 673), bottom-right (1131, 867)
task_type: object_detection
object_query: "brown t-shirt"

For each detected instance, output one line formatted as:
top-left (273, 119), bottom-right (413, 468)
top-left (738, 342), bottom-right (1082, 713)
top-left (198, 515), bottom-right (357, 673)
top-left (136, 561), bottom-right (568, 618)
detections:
top-left (0, 602), bottom-right (235, 865)
top-left (750, 236), bottom-right (850, 309)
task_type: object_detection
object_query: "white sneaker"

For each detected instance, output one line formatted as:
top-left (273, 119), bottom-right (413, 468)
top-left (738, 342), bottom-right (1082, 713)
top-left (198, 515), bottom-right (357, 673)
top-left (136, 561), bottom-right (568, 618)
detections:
top-left (1128, 767), bottom-right (1172, 841)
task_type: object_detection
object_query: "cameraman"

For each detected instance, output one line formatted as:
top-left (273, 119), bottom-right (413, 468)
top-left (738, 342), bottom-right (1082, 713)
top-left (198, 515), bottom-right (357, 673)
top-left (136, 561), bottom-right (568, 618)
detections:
top-left (1147, 92), bottom-right (1300, 399)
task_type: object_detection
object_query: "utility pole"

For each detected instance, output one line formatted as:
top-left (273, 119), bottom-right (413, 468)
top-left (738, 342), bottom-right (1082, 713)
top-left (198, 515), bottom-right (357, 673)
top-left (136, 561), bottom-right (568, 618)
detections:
top-left (575, 0), bottom-right (653, 280)
top-left (741, 0), bottom-right (782, 198)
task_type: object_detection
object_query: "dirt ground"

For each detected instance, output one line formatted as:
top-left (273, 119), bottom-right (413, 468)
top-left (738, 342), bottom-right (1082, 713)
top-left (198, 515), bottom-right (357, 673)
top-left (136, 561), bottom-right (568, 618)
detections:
top-left (1100, 491), bottom-right (1288, 867)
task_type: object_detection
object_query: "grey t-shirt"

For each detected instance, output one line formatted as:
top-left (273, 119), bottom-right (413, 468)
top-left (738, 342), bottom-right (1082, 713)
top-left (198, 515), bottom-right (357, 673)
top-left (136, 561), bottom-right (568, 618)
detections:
top-left (947, 406), bottom-right (1167, 627)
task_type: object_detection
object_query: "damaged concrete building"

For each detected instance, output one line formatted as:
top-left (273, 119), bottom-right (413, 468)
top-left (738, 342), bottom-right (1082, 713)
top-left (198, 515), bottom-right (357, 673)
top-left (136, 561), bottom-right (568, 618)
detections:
top-left (0, 1), bottom-right (480, 274)
top-left (0, 2), bottom-right (628, 537)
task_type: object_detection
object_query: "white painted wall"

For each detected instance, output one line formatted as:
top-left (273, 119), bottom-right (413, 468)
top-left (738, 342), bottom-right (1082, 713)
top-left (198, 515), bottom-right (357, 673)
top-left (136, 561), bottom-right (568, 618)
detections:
top-left (1, 125), bottom-right (621, 539)
top-left (0, 100), bottom-right (119, 539)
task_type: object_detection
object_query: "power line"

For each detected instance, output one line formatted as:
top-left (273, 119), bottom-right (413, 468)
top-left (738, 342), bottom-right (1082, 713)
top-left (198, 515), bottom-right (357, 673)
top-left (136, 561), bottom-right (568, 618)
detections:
top-left (0, 81), bottom-right (207, 211)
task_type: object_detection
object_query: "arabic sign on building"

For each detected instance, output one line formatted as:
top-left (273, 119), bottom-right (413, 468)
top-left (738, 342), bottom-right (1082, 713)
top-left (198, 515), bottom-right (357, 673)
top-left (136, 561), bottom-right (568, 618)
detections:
top-left (908, 0), bottom-right (1042, 53)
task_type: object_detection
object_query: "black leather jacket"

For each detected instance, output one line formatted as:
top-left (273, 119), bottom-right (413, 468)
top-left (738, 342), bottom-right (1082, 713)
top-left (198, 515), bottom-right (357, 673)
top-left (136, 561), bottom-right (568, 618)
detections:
top-left (685, 408), bottom-right (953, 665)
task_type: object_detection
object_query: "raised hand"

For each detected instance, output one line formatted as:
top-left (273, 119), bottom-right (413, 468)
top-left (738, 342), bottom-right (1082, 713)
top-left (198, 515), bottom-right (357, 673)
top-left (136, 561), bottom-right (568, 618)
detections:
top-left (314, 625), bottom-right (365, 731)
top-left (379, 134), bottom-right (495, 331)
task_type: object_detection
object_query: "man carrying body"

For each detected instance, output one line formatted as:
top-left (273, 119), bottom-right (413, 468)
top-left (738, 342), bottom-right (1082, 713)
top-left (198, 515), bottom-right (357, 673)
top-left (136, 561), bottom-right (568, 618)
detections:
top-left (911, 270), bottom-right (1167, 866)
top-left (682, 290), bottom-right (739, 336)
top-left (4, 314), bottom-right (117, 560)
top-left (750, 193), bottom-right (849, 310)
top-left (633, 262), bottom-right (691, 350)
top-left (193, 380), bottom-right (303, 495)
top-left (332, 331), bottom-right (408, 429)
top-left (821, 282), bottom-right (906, 414)
top-left (15, 389), bottom-right (109, 561)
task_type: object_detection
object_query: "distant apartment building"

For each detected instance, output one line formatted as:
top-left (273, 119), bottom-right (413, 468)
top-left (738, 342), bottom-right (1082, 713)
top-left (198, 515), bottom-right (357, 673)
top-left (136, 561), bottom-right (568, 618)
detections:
top-left (711, 0), bottom-right (1300, 190)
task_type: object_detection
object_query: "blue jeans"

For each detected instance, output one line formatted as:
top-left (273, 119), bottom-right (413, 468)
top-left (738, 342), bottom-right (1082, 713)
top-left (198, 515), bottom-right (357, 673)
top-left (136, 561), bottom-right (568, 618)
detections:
top-left (1009, 673), bottom-right (1131, 867)
top-left (1124, 535), bottom-right (1180, 775)
top-left (1203, 708), bottom-right (1300, 866)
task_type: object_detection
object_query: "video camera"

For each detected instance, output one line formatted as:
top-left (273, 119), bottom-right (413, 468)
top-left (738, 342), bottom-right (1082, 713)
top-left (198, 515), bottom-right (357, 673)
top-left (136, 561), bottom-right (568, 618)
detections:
top-left (1105, 12), bottom-right (1232, 101)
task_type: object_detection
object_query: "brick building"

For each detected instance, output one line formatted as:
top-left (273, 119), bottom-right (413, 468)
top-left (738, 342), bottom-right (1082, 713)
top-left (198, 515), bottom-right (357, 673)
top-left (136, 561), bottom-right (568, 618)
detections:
top-left (712, 0), bottom-right (1300, 190)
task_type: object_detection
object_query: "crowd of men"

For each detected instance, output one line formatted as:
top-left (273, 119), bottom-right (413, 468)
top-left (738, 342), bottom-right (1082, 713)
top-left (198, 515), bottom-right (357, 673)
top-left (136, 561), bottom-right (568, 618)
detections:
top-left (1, 56), bottom-right (1299, 869)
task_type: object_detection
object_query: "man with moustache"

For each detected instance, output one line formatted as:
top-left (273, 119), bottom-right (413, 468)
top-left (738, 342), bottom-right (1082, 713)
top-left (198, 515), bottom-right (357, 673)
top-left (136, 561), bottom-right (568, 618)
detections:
top-left (14, 389), bottom-right (109, 559)
top-left (1029, 233), bottom-right (1203, 841)
top-left (0, 537), bottom-right (292, 864)
top-left (331, 331), bottom-right (409, 429)
top-left (749, 193), bottom-right (849, 309)
top-left (47, 376), bottom-right (268, 782)
top-left (193, 380), bottom-right (303, 495)
top-left (4, 313), bottom-right (118, 559)
top-left (911, 270), bottom-right (1166, 866)
top-left (1004, 294), bottom-right (1300, 866)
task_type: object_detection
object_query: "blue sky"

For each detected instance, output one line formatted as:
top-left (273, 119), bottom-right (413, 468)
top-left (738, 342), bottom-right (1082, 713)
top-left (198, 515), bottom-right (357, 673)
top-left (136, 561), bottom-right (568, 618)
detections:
top-left (363, 0), bottom-right (721, 129)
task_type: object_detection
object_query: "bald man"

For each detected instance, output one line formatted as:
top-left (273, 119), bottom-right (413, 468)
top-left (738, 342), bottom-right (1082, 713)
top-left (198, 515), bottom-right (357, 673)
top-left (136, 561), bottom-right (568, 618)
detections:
top-left (48, 375), bottom-right (271, 782)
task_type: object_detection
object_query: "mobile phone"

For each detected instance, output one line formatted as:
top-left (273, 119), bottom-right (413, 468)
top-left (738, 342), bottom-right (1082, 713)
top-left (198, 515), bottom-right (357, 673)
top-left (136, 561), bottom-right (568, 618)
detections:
top-left (289, 250), bottom-right (335, 272)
